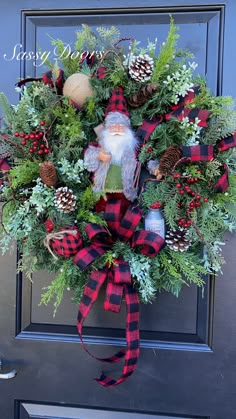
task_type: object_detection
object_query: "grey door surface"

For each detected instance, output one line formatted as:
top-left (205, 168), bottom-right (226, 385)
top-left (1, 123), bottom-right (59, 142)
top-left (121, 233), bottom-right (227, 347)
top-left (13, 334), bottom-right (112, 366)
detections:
top-left (0, 1), bottom-right (236, 419)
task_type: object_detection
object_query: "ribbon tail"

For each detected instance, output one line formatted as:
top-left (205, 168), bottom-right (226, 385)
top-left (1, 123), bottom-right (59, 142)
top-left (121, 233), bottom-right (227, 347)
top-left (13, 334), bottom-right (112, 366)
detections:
top-left (77, 269), bottom-right (125, 364)
top-left (95, 284), bottom-right (140, 387)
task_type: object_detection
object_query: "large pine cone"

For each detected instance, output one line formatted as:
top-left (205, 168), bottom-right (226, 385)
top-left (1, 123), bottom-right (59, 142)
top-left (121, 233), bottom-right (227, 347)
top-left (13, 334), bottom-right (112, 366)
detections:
top-left (54, 187), bottom-right (76, 213)
top-left (165, 228), bottom-right (191, 252)
top-left (129, 54), bottom-right (154, 82)
top-left (40, 161), bottom-right (57, 187)
top-left (158, 146), bottom-right (183, 177)
top-left (128, 83), bottom-right (158, 108)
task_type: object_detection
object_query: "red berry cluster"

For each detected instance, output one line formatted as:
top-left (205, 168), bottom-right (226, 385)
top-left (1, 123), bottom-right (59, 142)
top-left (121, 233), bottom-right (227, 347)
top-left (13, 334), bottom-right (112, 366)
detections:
top-left (188, 195), bottom-right (208, 211)
top-left (44, 219), bottom-right (54, 233)
top-left (14, 121), bottom-right (50, 156)
top-left (178, 218), bottom-right (192, 228)
top-left (146, 146), bottom-right (153, 153)
top-left (150, 201), bottom-right (162, 209)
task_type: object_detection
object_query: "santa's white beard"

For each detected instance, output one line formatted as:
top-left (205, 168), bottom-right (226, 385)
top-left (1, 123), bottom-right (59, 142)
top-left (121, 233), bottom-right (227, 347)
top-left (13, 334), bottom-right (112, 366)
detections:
top-left (101, 128), bottom-right (137, 165)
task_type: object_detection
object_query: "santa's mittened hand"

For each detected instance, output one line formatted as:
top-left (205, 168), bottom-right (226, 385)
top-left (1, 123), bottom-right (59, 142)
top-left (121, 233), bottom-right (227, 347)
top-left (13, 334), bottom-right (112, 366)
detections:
top-left (98, 150), bottom-right (112, 163)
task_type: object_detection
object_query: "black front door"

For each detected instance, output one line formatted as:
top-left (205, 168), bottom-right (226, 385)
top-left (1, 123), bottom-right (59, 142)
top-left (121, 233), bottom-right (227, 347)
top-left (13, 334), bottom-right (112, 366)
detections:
top-left (0, 1), bottom-right (236, 418)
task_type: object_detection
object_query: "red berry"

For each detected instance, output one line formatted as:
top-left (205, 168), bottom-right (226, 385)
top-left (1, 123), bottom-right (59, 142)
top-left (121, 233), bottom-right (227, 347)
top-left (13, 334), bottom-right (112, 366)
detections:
top-left (189, 202), bottom-right (195, 208)
top-left (40, 120), bottom-right (46, 126)
top-left (33, 141), bottom-right (38, 146)
top-left (178, 220), bottom-right (183, 226)
top-left (14, 132), bottom-right (19, 137)
top-left (179, 190), bottom-right (185, 195)
top-left (176, 183), bottom-right (182, 188)
top-left (184, 223), bottom-right (189, 228)
top-left (196, 194), bottom-right (201, 200)
top-left (173, 173), bottom-right (181, 179)
top-left (19, 133), bottom-right (25, 138)
top-left (194, 177), bottom-right (199, 182)
top-left (33, 146), bottom-right (38, 151)
top-left (40, 144), bottom-right (45, 149)
top-left (25, 135), bottom-right (30, 140)
top-left (30, 134), bottom-right (35, 139)
top-left (35, 134), bottom-right (40, 140)
top-left (203, 197), bottom-right (208, 202)
top-left (38, 150), bottom-right (43, 155)
top-left (29, 148), bottom-right (34, 153)
top-left (195, 202), bottom-right (201, 207)
top-left (198, 170), bottom-right (202, 174)
top-left (21, 140), bottom-right (26, 146)
top-left (39, 132), bottom-right (44, 137)
top-left (186, 179), bottom-right (192, 184)
top-left (191, 192), bottom-right (196, 197)
top-left (44, 148), bottom-right (50, 154)
top-left (190, 178), bottom-right (195, 183)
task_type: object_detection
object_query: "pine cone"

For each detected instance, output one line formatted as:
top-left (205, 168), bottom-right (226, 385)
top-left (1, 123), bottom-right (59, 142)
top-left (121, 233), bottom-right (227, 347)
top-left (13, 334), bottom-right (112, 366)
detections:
top-left (165, 228), bottom-right (191, 252)
top-left (40, 161), bottom-right (57, 187)
top-left (129, 54), bottom-right (154, 82)
top-left (54, 187), bottom-right (76, 213)
top-left (128, 83), bottom-right (159, 108)
top-left (158, 146), bottom-right (183, 177)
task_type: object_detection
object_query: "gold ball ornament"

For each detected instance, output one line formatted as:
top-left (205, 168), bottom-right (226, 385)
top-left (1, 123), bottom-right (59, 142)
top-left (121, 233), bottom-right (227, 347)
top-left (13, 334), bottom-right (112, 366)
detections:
top-left (62, 73), bottom-right (94, 107)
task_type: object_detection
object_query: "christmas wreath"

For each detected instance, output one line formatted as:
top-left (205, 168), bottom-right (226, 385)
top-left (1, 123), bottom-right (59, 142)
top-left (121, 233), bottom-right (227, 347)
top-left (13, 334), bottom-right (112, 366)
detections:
top-left (0, 20), bottom-right (236, 387)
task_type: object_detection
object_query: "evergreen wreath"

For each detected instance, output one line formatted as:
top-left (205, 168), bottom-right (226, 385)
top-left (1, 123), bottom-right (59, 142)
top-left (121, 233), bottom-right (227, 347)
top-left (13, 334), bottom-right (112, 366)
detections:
top-left (0, 19), bottom-right (236, 387)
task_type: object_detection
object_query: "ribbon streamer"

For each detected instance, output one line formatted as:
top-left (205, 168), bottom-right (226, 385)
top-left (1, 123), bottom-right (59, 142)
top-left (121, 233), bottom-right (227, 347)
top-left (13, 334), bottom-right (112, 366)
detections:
top-left (73, 198), bottom-right (164, 387)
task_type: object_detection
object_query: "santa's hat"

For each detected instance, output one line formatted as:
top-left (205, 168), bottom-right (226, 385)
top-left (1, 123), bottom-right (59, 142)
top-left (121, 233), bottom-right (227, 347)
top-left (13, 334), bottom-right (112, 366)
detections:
top-left (104, 87), bottom-right (130, 127)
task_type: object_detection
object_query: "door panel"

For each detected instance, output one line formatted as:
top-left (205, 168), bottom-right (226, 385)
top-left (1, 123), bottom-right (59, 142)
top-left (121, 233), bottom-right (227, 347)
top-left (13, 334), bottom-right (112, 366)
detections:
top-left (0, 2), bottom-right (236, 419)
top-left (17, 402), bottom-right (209, 419)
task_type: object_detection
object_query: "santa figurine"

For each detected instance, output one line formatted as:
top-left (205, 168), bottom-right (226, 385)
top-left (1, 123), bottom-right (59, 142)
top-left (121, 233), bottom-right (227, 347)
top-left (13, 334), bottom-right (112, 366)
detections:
top-left (84, 87), bottom-right (138, 203)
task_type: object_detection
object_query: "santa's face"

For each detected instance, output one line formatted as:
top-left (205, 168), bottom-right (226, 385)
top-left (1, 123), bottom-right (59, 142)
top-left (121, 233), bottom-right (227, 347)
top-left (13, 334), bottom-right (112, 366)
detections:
top-left (108, 123), bottom-right (126, 136)
top-left (101, 124), bottom-right (137, 165)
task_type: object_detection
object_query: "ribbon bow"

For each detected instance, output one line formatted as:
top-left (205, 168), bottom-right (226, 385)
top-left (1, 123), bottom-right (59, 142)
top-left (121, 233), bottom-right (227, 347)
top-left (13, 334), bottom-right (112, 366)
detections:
top-left (136, 86), bottom-right (209, 143)
top-left (136, 86), bottom-right (236, 193)
top-left (73, 198), bottom-right (164, 387)
top-left (16, 69), bottom-right (65, 95)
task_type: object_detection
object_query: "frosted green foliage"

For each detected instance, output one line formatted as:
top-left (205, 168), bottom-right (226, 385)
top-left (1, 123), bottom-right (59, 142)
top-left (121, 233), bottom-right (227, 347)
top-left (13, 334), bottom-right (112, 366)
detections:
top-left (26, 178), bottom-right (55, 216)
top-left (163, 62), bottom-right (197, 104)
top-left (127, 253), bottom-right (156, 303)
top-left (57, 158), bottom-right (86, 184)
top-left (180, 116), bottom-right (202, 145)
top-left (203, 242), bottom-right (225, 274)
top-left (10, 82), bottom-right (57, 133)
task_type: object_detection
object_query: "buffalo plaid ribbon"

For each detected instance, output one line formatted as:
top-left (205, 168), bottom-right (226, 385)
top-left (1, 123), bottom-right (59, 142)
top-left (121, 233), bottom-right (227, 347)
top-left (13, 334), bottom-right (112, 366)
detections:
top-left (135, 86), bottom-right (236, 193)
top-left (136, 86), bottom-right (210, 143)
top-left (16, 69), bottom-right (64, 95)
top-left (180, 137), bottom-right (236, 193)
top-left (73, 198), bottom-right (165, 387)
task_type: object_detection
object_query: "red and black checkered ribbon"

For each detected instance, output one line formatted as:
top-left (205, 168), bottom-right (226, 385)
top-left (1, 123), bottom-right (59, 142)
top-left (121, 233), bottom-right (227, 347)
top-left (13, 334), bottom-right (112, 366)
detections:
top-left (16, 69), bottom-right (65, 95)
top-left (180, 138), bottom-right (236, 193)
top-left (136, 86), bottom-right (210, 143)
top-left (135, 86), bottom-right (236, 193)
top-left (73, 198), bottom-right (165, 387)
